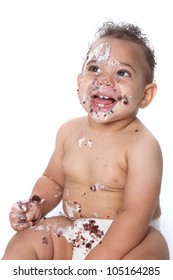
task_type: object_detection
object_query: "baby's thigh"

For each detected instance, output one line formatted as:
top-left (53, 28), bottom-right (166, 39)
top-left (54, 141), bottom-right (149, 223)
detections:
top-left (122, 227), bottom-right (169, 260)
top-left (32, 215), bottom-right (74, 260)
top-left (3, 215), bottom-right (73, 260)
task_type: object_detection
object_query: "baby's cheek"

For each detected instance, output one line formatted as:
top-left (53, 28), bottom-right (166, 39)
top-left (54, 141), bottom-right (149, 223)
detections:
top-left (78, 91), bottom-right (89, 110)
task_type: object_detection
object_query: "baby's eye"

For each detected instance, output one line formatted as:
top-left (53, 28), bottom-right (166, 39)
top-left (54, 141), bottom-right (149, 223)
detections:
top-left (117, 70), bottom-right (130, 77)
top-left (88, 65), bottom-right (101, 73)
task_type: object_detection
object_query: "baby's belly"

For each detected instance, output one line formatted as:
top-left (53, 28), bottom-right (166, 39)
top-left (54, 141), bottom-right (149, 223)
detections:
top-left (62, 181), bottom-right (124, 219)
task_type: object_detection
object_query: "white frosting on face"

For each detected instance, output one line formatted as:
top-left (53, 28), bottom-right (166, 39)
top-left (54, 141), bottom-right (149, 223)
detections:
top-left (78, 41), bottom-right (135, 124)
top-left (90, 102), bottom-right (120, 123)
top-left (86, 42), bottom-right (111, 64)
top-left (83, 42), bottom-right (121, 75)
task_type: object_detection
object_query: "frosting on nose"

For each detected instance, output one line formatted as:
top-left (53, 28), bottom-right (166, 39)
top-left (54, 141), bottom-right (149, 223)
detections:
top-left (99, 77), bottom-right (112, 86)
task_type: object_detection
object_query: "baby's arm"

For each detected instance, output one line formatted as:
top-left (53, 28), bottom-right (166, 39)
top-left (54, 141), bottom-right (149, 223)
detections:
top-left (9, 125), bottom-right (66, 231)
top-left (85, 134), bottom-right (162, 259)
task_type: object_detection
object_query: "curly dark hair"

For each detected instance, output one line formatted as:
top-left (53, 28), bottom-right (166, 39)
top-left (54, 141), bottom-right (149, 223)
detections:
top-left (91, 21), bottom-right (156, 83)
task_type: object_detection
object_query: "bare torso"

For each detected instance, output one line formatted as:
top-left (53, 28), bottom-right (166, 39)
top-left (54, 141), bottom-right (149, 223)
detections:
top-left (61, 117), bottom-right (161, 220)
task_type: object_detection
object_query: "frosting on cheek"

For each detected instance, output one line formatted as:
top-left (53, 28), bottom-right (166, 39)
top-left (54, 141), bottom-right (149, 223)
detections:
top-left (78, 86), bottom-right (131, 124)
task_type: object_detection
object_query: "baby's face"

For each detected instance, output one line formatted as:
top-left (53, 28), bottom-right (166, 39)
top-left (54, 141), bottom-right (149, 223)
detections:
top-left (77, 37), bottom-right (149, 123)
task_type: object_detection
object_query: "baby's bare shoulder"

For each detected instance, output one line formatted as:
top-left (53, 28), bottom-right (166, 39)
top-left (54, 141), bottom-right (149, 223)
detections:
top-left (61, 116), bottom-right (87, 129)
top-left (127, 121), bottom-right (161, 157)
top-left (56, 116), bottom-right (87, 140)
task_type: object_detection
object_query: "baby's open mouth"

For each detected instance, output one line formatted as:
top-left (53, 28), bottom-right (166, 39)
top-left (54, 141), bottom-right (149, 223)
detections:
top-left (91, 94), bottom-right (118, 112)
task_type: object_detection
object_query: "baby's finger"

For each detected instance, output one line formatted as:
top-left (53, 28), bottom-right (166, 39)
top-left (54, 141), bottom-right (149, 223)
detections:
top-left (26, 209), bottom-right (41, 224)
top-left (11, 200), bottom-right (32, 214)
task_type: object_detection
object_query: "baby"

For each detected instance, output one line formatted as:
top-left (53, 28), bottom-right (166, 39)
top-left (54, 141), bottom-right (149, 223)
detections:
top-left (2, 21), bottom-right (169, 260)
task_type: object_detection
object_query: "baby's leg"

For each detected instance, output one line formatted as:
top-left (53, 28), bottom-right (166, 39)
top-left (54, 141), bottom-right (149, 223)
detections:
top-left (122, 227), bottom-right (169, 260)
top-left (2, 216), bottom-right (73, 260)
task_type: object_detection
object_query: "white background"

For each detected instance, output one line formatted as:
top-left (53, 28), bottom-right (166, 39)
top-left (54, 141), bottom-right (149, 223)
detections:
top-left (0, 0), bottom-right (172, 259)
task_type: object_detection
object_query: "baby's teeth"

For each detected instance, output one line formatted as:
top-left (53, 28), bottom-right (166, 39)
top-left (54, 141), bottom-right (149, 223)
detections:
top-left (99, 95), bottom-right (109, 99)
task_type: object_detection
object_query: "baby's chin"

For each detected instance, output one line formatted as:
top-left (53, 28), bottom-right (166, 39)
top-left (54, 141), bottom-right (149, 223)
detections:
top-left (80, 102), bottom-right (117, 124)
top-left (89, 110), bottom-right (115, 124)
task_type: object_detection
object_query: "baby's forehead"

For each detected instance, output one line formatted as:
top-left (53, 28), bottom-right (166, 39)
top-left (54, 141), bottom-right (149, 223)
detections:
top-left (85, 38), bottom-right (128, 68)
top-left (86, 37), bottom-right (147, 68)
top-left (87, 37), bottom-right (143, 60)
top-left (86, 37), bottom-right (128, 64)
top-left (86, 41), bottom-right (111, 64)
top-left (89, 37), bottom-right (110, 50)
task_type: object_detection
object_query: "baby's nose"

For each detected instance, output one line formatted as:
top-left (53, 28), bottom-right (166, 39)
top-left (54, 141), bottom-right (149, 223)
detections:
top-left (99, 76), bottom-right (114, 87)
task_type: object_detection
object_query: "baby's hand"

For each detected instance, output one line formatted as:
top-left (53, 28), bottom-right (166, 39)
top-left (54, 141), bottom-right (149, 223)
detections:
top-left (9, 195), bottom-right (44, 231)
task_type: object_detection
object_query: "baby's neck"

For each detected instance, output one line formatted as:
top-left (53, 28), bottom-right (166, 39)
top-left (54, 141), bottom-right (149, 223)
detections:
top-left (87, 116), bottom-right (137, 136)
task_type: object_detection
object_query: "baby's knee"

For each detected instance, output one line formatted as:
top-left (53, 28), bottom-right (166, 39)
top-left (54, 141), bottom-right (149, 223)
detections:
top-left (32, 216), bottom-right (73, 259)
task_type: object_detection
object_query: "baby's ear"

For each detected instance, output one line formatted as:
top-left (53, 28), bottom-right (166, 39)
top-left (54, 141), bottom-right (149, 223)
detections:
top-left (138, 83), bottom-right (157, 108)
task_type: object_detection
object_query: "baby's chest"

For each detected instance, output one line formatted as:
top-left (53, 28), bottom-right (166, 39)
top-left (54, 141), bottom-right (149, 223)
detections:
top-left (63, 137), bottom-right (127, 187)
